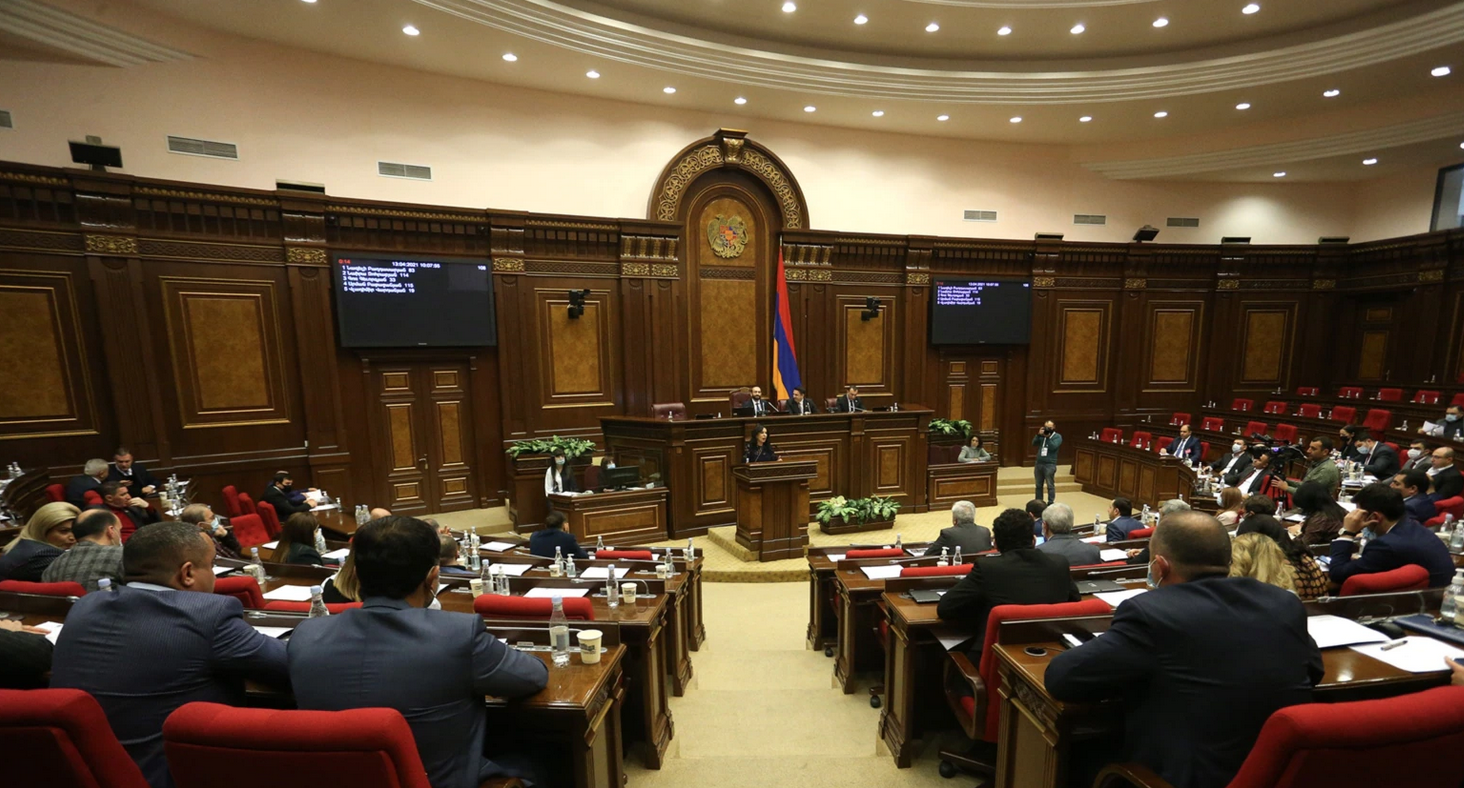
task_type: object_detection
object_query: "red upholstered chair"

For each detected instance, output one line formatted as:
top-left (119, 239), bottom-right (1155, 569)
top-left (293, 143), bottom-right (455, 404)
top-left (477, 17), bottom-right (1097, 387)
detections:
top-left (1338, 386), bottom-right (1364, 399)
top-left (651, 402), bottom-right (687, 420)
top-left (82, 490), bottom-right (102, 506)
top-left (1339, 564), bottom-right (1430, 596)
top-left (1129, 431), bottom-right (1153, 450)
top-left (582, 464), bottom-right (602, 490)
top-left (1231, 398), bottom-right (1253, 412)
top-left (1100, 427), bottom-right (1124, 444)
top-left (1363, 408), bottom-right (1392, 433)
top-left (229, 513), bottom-right (270, 550)
top-left (1272, 424), bottom-right (1298, 443)
top-left (474, 595), bottom-right (595, 621)
top-left (1295, 386), bottom-right (1320, 397)
top-left (1154, 436), bottom-right (1173, 454)
top-left (1169, 412), bottom-right (1191, 427)
top-left (221, 485), bottom-right (243, 518)
top-left (1128, 527), bottom-right (1155, 539)
top-left (1199, 441), bottom-right (1210, 461)
top-left (262, 601), bottom-right (363, 614)
top-left (1426, 497), bottom-right (1464, 528)
top-left (1263, 401), bottom-right (1288, 415)
top-left (825, 397), bottom-right (840, 412)
top-left (1201, 417), bottom-right (1224, 432)
top-left (213, 575), bottom-right (265, 609)
top-left (1330, 405), bottom-right (1356, 424)
top-left (44, 483), bottom-right (66, 503)
top-left (0, 580), bottom-right (86, 597)
top-left (1298, 403), bottom-right (1322, 418)
top-left (1070, 561), bottom-right (1128, 570)
top-left (1244, 421), bottom-right (1269, 437)
top-left (901, 564), bottom-right (972, 577)
top-left (1452, 392), bottom-right (1464, 408)
top-left (845, 548), bottom-right (906, 559)
top-left (256, 501), bottom-right (281, 539)
top-left (1093, 685), bottom-right (1464, 788)
top-left (0, 688), bottom-right (151, 788)
top-left (236, 492), bottom-right (258, 516)
top-left (1414, 390), bottom-right (1442, 405)
top-left (1377, 388), bottom-right (1403, 402)
top-left (594, 549), bottom-right (654, 561)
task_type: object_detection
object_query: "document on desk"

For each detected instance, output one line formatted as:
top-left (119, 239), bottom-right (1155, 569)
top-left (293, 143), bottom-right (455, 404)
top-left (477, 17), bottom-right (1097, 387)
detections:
top-left (1093, 588), bottom-right (1147, 607)
top-left (211, 565), bottom-right (237, 576)
top-left (825, 553), bottom-right (846, 563)
top-left (262, 541), bottom-right (279, 550)
top-left (1099, 549), bottom-right (1129, 562)
top-left (1351, 636), bottom-right (1464, 673)
top-left (490, 563), bottom-right (533, 576)
top-left (860, 565), bottom-right (904, 580)
top-left (250, 626), bottom-right (293, 639)
top-left (580, 566), bottom-right (630, 579)
top-left (932, 627), bottom-right (974, 653)
top-left (1081, 535), bottom-right (1107, 544)
top-left (261, 585), bottom-right (315, 602)
top-left (321, 547), bottom-right (351, 560)
top-left (523, 587), bottom-right (589, 599)
top-left (31, 620), bottom-right (63, 644)
top-left (1306, 614), bottom-right (1390, 649)
top-left (481, 541), bottom-right (517, 552)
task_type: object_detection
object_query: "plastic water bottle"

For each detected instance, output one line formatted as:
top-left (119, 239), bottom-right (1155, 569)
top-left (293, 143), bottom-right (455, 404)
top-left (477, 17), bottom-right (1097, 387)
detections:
top-left (596, 535), bottom-right (605, 552)
top-left (1450, 516), bottom-right (1464, 551)
top-left (550, 596), bottom-right (571, 667)
top-left (565, 555), bottom-right (577, 578)
top-left (1142, 504), bottom-right (1151, 521)
top-left (314, 526), bottom-right (327, 555)
top-left (1275, 500), bottom-right (1284, 518)
top-left (1442, 570), bottom-right (1464, 622)
top-left (938, 547), bottom-right (950, 566)
top-left (552, 546), bottom-right (564, 577)
top-left (250, 547), bottom-right (263, 568)
top-left (605, 564), bottom-right (619, 608)
top-left (953, 546), bottom-right (963, 565)
top-left (895, 533), bottom-right (903, 550)
top-left (686, 537), bottom-right (695, 561)
top-left (97, 577), bottom-right (112, 592)
top-left (308, 585), bottom-right (329, 618)
top-left (468, 541), bottom-right (482, 573)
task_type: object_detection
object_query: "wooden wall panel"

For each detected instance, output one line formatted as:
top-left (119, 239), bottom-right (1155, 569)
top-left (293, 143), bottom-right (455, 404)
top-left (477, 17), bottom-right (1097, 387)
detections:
top-left (844, 309), bottom-right (886, 386)
top-left (540, 293), bottom-right (610, 402)
top-left (1055, 302), bottom-right (1110, 392)
top-left (695, 279), bottom-right (757, 390)
top-left (1237, 305), bottom-right (1295, 387)
top-left (0, 270), bottom-right (98, 439)
top-left (1144, 301), bottom-right (1205, 391)
top-left (1357, 331), bottom-right (1389, 381)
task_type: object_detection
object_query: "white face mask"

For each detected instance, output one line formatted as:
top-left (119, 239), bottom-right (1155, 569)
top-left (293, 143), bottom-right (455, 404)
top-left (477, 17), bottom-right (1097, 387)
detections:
top-left (1409, 448), bottom-right (1423, 460)
top-left (1232, 443), bottom-right (1244, 453)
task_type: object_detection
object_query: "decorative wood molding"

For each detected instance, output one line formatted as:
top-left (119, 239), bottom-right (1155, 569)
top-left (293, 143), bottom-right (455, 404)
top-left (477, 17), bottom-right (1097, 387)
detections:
top-left (649, 129), bottom-right (809, 229)
top-left (1032, 276), bottom-right (1056, 288)
top-left (1313, 278), bottom-right (1337, 290)
top-left (328, 205), bottom-right (483, 223)
top-left (785, 268), bottom-right (833, 282)
top-left (650, 263), bottom-right (680, 278)
top-left (1124, 277), bottom-right (1147, 290)
top-left (700, 266), bottom-right (756, 280)
top-left (140, 239), bottom-right (286, 263)
top-left (135, 186), bottom-right (276, 206)
top-left (1216, 279), bottom-right (1240, 290)
top-left (1420, 269), bottom-right (1446, 283)
top-left (84, 234), bottom-right (138, 256)
top-left (0, 228), bottom-right (85, 253)
top-left (906, 272), bottom-right (931, 285)
top-left (621, 262), bottom-right (650, 277)
top-left (0, 170), bottom-right (68, 186)
top-left (285, 247), bottom-right (328, 265)
top-left (492, 258), bottom-right (525, 273)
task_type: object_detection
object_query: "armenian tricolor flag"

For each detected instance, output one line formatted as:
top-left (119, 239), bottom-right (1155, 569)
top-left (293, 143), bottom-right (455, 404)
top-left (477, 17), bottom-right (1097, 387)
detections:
top-left (772, 251), bottom-right (803, 401)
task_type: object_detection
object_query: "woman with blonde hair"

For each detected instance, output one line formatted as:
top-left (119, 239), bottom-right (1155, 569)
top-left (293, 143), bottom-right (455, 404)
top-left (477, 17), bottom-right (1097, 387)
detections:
top-left (322, 548), bottom-right (359, 603)
top-left (1230, 533), bottom-right (1296, 594)
top-left (1215, 487), bottom-right (1245, 528)
top-left (0, 502), bottom-right (80, 581)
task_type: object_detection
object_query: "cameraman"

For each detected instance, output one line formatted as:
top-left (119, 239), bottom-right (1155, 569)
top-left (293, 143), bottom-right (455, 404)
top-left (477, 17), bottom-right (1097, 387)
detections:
top-left (1272, 437), bottom-right (1340, 499)
top-left (1032, 421), bottom-right (1061, 506)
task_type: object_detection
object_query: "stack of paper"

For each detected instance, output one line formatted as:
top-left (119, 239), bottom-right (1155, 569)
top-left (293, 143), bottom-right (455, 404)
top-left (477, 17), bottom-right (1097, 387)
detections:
top-left (481, 541), bottom-right (517, 552)
top-left (1081, 535), bottom-right (1107, 544)
top-left (31, 620), bottom-right (63, 645)
top-left (211, 566), bottom-right (237, 576)
top-left (321, 547), bottom-right (351, 560)
top-left (250, 626), bottom-right (293, 639)
top-left (523, 587), bottom-right (589, 599)
top-left (1351, 637), bottom-right (1464, 673)
top-left (261, 585), bottom-right (314, 602)
top-left (1099, 549), bottom-right (1129, 562)
top-left (825, 553), bottom-right (846, 563)
top-left (860, 565), bottom-right (904, 580)
top-left (581, 566), bottom-right (630, 580)
top-left (1094, 588), bottom-right (1147, 607)
top-left (1306, 615), bottom-right (1389, 649)
top-left (492, 563), bottom-right (533, 577)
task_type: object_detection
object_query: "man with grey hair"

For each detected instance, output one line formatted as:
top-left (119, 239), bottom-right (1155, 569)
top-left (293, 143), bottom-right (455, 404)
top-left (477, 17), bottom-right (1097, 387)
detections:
top-left (1037, 503), bottom-right (1101, 565)
top-left (927, 500), bottom-right (992, 557)
top-left (1159, 499), bottom-right (1191, 516)
top-left (66, 458), bottom-right (110, 508)
top-left (180, 503), bottom-right (241, 560)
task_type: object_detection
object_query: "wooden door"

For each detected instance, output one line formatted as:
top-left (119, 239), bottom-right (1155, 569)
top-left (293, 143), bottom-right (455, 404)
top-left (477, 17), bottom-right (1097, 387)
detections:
top-left (370, 362), bottom-right (478, 515)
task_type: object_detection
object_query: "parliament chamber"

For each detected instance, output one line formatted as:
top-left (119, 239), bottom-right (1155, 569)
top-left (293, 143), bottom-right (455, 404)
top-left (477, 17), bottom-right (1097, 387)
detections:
top-left (5, 1), bottom-right (1464, 787)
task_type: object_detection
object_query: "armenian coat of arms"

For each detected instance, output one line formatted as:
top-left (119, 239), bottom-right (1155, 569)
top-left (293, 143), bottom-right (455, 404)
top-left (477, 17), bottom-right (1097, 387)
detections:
top-left (707, 215), bottom-right (749, 259)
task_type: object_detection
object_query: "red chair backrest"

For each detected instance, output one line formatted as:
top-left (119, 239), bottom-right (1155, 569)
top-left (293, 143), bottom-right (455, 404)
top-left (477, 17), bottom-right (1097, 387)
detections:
top-left (583, 464), bottom-right (602, 490)
top-left (1200, 441), bottom-right (1210, 461)
top-left (1155, 437), bottom-right (1173, 453)
top-left (1273, 424), bottom-right (1298, 443)
top-left (1450, 392), bottom-right (1464, 408)
top-left (1232, 398), bottom-right (1254, 412)
top-left (1263, 401), bottom-right (1288, 414)
top-left (44, 483), bottom-right (66, 503)
top-left (230, 514), bottom-right (270, 550)
top-left (1330, 406), bottom-right (1356, 423)
top-left (163, 702), bottom-right (433, 788)
top-left (256, 502), bottom-right (282, 539)
top-left (213, 575), bottom-right (265, 609)
top-left (1340, 564), bottom-right (1430, 596)
top-left (1296, 386), bottom-right (1319, 397)
top-left (845, 548), bottom-right (906, 559)
top-left (1363, 409), bottom-right (1392, 433)
top-left (825, 397), bottom-right (840, 412)
top-left (1414, 390), bottom-right (1442, 405)
top-left (0, 580), bottom-right (86, 597)
top-left (221, 485), bottom-right (243, 518)
top-left (1226, 686), bottom-right (1464, 788)
top-left (1435, 496), bottom-right (1464, 521)
top-left (1338, 386), bottom-right (1364, 399)
top-left (0, 688), bottom-right (151, 788)
top-left (1201, 417), bottom-right (1224, 431)
top-left (900, 564), bottom-right (972, 577)
top-left (977, 599), bottom-right (1114, 740)
top-left (1129, 431), bottom-right (1152, 449)
top-left (1377, 388), bottom-right (1403, 402)
top-left (1170, 412), bottom-right (1191, 426)
top-left (1128, 527), bottom-right (1155, 539)
top-left (1099, 428), bottom-right (1124, 444)
top-left (82, 490), bottom-right (102, 506)
top-left (262, 601), bottom-right (363, 614)
top-left (650, 402), bottom-right (687, 420)
top-left (595, 550), bottom-right (653, 561)
top-left (236, 492), bottom-right (258, 516)
top-left (473, 595), bottom-right (595, 621)
top-left (1245, 421), bottom-right (1269, 436)
top-left (1299, 403), bottom-right (1321, 418)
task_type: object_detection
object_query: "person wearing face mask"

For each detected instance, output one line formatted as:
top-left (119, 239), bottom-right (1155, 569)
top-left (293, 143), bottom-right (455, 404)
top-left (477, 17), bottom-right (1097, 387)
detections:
top-left (1210, 439), bottom-right (1251, 479)
top-left (1271, 436), bottom-right (1340, 499)
top-left (1419, 404), bottom-right (1464, 440)
top-left (1401, 439), bottom-right (1432, 472)
top-left (287, 515), bottom-right (550, 788)
top-left (543, 448), bottom-right (578, 498)
top-left (1337, 425), bottom-right (1364, 462)
top-left (1356, 432), bottom-right (1400, 480)
top-left (1329, 482), bottom-right (1454, 588)
top-left (263, 472), bottom-right (313, 516)
top-left (1046, 512), bottom-right (1322, 788)
top-left (1427, 446), bottom-right (1463, 501)
top-left (179, 503), bottom-right (241, 560)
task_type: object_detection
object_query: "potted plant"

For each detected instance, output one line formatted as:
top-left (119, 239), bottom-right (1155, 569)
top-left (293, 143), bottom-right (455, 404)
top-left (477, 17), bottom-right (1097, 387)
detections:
top-left (815, 494), bottom-right (903, 535)
top-left (928, 418), bottom-right (973, 445)
top-left (506, 436), bottom-right (596, 461)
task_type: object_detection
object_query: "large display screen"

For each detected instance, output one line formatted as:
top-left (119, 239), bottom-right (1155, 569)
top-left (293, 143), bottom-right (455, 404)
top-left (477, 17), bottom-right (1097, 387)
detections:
top-left (930, 278), bottom-right (1032, 345)
top-left (332, 254), bottom-right (496, 347)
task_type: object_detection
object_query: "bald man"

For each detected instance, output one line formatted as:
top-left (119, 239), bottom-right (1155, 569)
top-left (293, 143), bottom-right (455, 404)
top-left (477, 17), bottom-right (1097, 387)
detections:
top-left (1046, 512), bottom-right (1321, 788)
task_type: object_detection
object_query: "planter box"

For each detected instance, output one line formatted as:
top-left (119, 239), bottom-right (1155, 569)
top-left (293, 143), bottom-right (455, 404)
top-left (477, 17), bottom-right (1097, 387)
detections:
top-left (819, 515), bottom-right (895, 535)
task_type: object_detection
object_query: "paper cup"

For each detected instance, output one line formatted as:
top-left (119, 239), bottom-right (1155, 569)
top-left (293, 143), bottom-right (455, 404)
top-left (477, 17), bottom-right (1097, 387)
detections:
top-left (577, 629), bottom-right (603, 664)
top-left (469, 578), bottom-right (485, 597)
top-left (620, 582), bottom-right (637, 604)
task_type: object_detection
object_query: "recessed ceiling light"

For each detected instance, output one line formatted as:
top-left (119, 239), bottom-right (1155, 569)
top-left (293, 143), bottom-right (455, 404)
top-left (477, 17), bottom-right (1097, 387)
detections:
top-left (1363, 158), bottom-right (1378, 165)
top-left (502, 53), bottom-right (518, 62)
top-left (734, 97), bottom-right (747, 105)
top-left (854, 14), bottom-right (868, 25)
top-left (1070, 23), bottom-right (1085, 34)
top-left (1009, 116), bottom-right (1022, 123)
top-left (872, 110), bottom-right (885, 117)
top-left (1153, 17), bottom-right (1169, 28)
top-left (1079, 115), bottom-right (1092, 122)
top-left (1235, 102), bottom-right (1251, 110)
top-left (663, 86), bottom-right (676, 94)
top-left (1432, 66), bottom-right (1452, 77)
top-left (1154, 111), bottom-right (1168, 118)
top-left (782, 1), bottom-right (797, 12)
top-left (1273, 171), bottom-right (1286, 178)
top-left (1242, 3), bottom-right (1260, 14)
top-left (402, 24), bottom-right (420, 36)
top-left (300, 0), bottom-right (317, 3)
top-left (586, 70), bottom-right (600, 79)
top-left (937, 114), bottom-right (950, 121)
top-left (1460, 142), bottom-right (1464, 149)
top-left (997, 26), bottom-right (1012, 36)
top-left (1323, 89), bottom-right (1340, 97)
top-left (804, 105), bottom-right (817, 112)
top-left (926, 22), bottom-right (940, 33)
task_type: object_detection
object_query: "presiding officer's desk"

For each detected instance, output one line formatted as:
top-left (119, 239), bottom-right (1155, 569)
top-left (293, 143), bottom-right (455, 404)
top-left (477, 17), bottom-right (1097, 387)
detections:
top-left (600, 406), bottom-right (934, 537)
top-left (1073, 438), bottom-right (1200, 510)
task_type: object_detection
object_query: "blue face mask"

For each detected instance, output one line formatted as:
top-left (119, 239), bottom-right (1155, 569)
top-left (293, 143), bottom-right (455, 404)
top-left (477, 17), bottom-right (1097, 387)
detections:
top-left (1361, 526), bottom-right (1378, 541)
top-left (1448, 414), bottom-right (1460, 422)
top-left (1146, 560), bottom-right (1161, 589)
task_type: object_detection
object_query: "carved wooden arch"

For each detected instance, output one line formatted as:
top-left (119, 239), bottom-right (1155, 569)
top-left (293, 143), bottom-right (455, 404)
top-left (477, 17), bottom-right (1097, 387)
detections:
top-left (647, 129), bottom-right (810, 230)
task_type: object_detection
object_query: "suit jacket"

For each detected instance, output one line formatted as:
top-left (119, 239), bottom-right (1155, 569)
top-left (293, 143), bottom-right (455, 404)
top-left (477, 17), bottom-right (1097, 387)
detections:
top-left (1429, 464), bottom-right (1463, 501)
top-left (834, 394), bottom-right (864, 413)
top-left (1225, 467), bottom-right (1274, 497)
top-left (1329, 518), bottom-right (1456, 588)
top-left (745, 397), bottom-right (779, 417)
top-left (1362, 445), bottom-right (1400, 479)
top-left (41, 540), bottom-right (124, 592)
top-left (1405, 494), bottom-right (1438, 523)
top-left (528, 527), bottom-right (588, 560)
top-left (1046, 576), bottom-right (1322, 788)
top-left (50, 584), bottom-right (289, 788)
top-left (783, 397), bottom-right (818, 415)
top-left (0, 628), bottom-right (52, 689)
top-left (288, 597), bottom-right (550, 788)
top-left (65, 474), bottom-right (102, 508)
top-left (280, 542), bottom-right (326, 566)
top-left (936, 548), bottom-right (1079, 653)
top-left (1106, 515), bottom-right (1144, 542)
top-left (1168, 435), bottom-right (1201, 463)
top-left (926, 523), bottom-right (993, 558)
top-left (1402, 454), bottom-right (1432, 473)
top-left (744, 441), bottom-right (779, 463)
top-left (1037, 533), bottom-right (1102, 566)
top-left (262, 484), bottom-right (312, 516)
top-left (105, 462), bottom-right (158, 496)
top-left (0, 539), bottom-right (64, 582)
top-left (1210, 450), bottom-right (1249, 477)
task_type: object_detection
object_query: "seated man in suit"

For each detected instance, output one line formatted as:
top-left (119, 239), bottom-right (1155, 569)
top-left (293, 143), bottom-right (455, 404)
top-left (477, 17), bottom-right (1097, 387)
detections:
top-left (1047, 511), bottom-right (1322, 788)
top-left (65, 458), bottom-right (108, 507)
top-left (99, 481), bottom-right (159, 542)
top-left (263, 471), bottom-right (313, 516)
top-left (1037, 503), bottom-right (1100, 566)
top-left (529, 510), bottom-right (587, 560)
top-left (105, 446), bottom-right (158, 498)
top-left (1225, 449), bottom-right (1274, 497)
top-left (1357, 432), bottom-right (1400, 479)
top-left (1330, 482), bottom-right (1455, 588)
top-left (1427, 446), bottom-right (1463, 501)
top-left (937, 507), bottom-right (1079, 654)
top-left (50, 522), bottom-right (289, 788)
top-left (1419, 403), bottom-right (1464, 440)
top-left (438, 534), bottom-right (478, 577)
top-left (783, 386), bottom-right (818, 415)
top-left (1209, 438), bottom-right (1251, 480)
top-left (1104, 497), bottom-right (1143, 542)
top-left (926, 500), bottom-right (993, 558)
top-left (179, 503), bottom-right (242, 561)
top-left (1166, 423), bottom-right (1202, 464)
top-left (834, 384), bottom-right (864, 413)
top-left (1391, 470), bottom-right (1437, 523)
top-left (1025, 499), bottom-right (1047, 539)
top-left (1402, 439), bottom-right (1432, 473)
top-left (41, 508), bottom-right (123, 592)
top-left (288, 515), bottom-right (550, 788)
top-left (742, 385), bottom-right (779, 417)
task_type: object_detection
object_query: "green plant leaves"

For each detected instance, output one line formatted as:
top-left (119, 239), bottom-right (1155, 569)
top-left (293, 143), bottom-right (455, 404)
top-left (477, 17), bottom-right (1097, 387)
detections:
top-left (506, 436), bottom-right (597, 459)
top-left (814, 494), bottom-right (902, 524)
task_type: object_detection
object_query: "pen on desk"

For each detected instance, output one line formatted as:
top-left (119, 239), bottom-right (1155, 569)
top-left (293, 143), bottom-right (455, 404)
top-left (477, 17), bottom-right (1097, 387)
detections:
top-left (1380, 638), bottom-right (1408, 651)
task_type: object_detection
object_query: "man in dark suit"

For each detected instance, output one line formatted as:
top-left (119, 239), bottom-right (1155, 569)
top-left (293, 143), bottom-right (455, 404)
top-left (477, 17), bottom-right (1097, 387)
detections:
top-left (1419, 404), bottom-right (1464, 441)
top-left (1330, 483), bottom-right (1455, 588)
top-left (783, 386), bottom-right (818, 415)
top-left (1167, 423), bottom-right (1201, 464)
top-left (1209, 438), bottom-right (1250, 478)
top-left (1391, 470), bottom-right (1437, 523)
top-left (1037, 503), bottom-right (1101, 565)
top-left (1026, 499), bottom-right (1047, 539)
top-left (834, 385), bottom-right (864, 413)
top-left (1105, 498), bottom-right (1143, 542)
top-left (50, 522), bottom-right (289, 788)
top-left (288, 515), bottom-right (550, 788)
top-left (99, 481), bottom-right (159, 543)
top-left (528, 510), bottom-right (587, 560)
top-left (1359, 433), bottom-right (1400, 479)
top-left (105, 447), bottom-right (159, 498)
top-left (262, 472), bottom-right (313, 516)
top-left (1427, 447), bottom-right (1463, 501)
top-left (936, 507), bottom-right (1079, 653)
top-left (1046, 512), bottom-right (1322, 788)
top-left (745, 385), bottom-right (779, 417)
top-left (1401, 439), bottom-right (1432, 473)
top-left (65, 458), bottom-right (108, 507)
top-left (1225, 450), bottom-right (1274, 497)
top-left (0, 621), bottom-right (53, 689)
top-left (926, 500), bottom-right (993, 558)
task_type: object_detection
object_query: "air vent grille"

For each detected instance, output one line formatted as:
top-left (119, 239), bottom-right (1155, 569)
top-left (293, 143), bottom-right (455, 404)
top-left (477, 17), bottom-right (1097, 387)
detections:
top-left (378, 161), bottom-right (432, 180)
top-left (1166, 217), bottom-right (1200, 228)
top-left (167, 135), bottom-right (238, 159)
top-left (963, 209), bottom-right (997, 222)
top-left (1073, 214), bottom-right (1107, 226)
top-left (0, 110), bottom-right (12, 130)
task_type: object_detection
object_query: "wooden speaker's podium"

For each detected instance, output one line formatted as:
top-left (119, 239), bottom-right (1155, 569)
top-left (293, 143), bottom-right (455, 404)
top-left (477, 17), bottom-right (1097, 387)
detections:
top-left (734, 460), bottom-right (817, 561)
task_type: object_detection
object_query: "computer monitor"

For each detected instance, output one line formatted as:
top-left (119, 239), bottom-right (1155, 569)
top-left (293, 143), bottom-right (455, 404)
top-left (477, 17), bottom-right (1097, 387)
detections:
top-left (600, 465), bottom-right (640, 490)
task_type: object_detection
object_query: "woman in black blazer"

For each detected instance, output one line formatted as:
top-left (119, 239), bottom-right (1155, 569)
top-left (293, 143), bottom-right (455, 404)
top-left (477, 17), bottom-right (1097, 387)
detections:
top-left (745, 424), bottom-right (779, 463)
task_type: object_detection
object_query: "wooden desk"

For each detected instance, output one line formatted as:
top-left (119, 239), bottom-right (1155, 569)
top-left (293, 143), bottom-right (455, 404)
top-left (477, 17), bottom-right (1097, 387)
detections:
top-left (807, 542), bottom-right (931, 653)
top-left (548, 487), bottom-right (669, 546)
top-left (0, 467), bottom-right (50, 529)
top-left (1073, 439), bottom-right (1199, 510)
top-left (601, 407), bottom-right (934, 537)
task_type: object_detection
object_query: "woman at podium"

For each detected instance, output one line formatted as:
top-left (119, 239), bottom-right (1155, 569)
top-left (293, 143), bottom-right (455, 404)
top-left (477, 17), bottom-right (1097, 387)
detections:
top-left (745, 424), bottom-right (779, 463)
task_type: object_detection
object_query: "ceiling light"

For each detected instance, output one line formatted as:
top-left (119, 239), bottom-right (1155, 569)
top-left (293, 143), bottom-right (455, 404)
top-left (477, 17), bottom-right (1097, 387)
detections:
top-left (782, 1), bottom-right (797, 12)
top-left (1363, 158), bottom-right (1378, 165)
top-left (663, 86), bottom-right (676, 94)
top-left (926, 22), bottom-right (940, 33)
top-left (402, 24), bottom-right (420, 36)
top-left (1460, 142), bottom-right (1464, 149)
top-left (300, 0), bottom-right (317, 3)
top-left (1079, 115), bottom-right (1092, 122)
top-left (1070, 23), bottom-right (1085, 34)
top-left (997, 26), bottom-right (1012, 36)
top-left (1432, 66), bottom-right (1452, 77)
top-left (1153, 17), bottom-right (1169, 28)
top-left (502, 53), bottom-right (517, 62)
top-left (586, 70), bottom-right (600, 79)
top-left (1242, 3), bottom-right (1260, 14)
top-left (1009, 116), bottom-right (1022, 123)
top-left (1235, 102), bottom-right (1251, 110)
top-left (1323, 89), bottom-right (1340, 97)
top-left (854, 14), bottom-right (868, 25)
top-left (1273, 172), bottom-right (1286, 178)
top-left (734, 97), bottom-right (747, 105)
top-left (872, 110), bottom-right (885, 117)
top-left (937, 114), bottom-right (950, 121)
top-left (804, 105), bottom-right (816, 112)
top-left (1153, 111), bottom-right (1168, 118)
